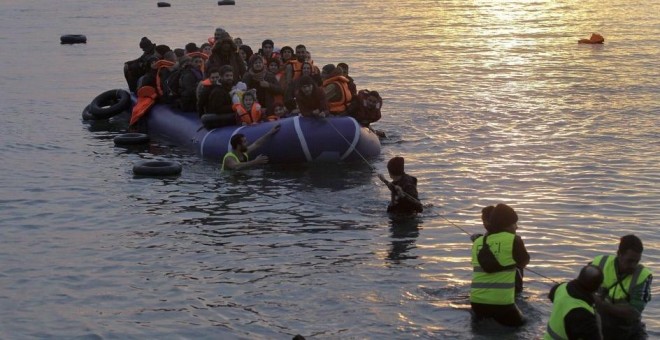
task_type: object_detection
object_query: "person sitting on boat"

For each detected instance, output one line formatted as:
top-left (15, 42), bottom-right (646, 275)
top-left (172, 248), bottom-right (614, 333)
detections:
top-left (284, 44), bottom-right (306, 88)
top-left (178, 54), bottom-right (207, 112)
top-left (469, 203), bottom-right (530, 328)
top-left (124, 37), bottom-right (158, 93)
top-left (304, 50), bottom-right (321, 76)
top-left (185, 42), bottom-right (199, 54)
top-left (337, 63), bottom-right (357, 97)
top-left (200, 43), bottom-right (212, 57)
top-left (378, 156), bottom-right (423, 216)
top-left (207, 36), bottom-right (245, 83)
top-left (208, 27), bottom-right (230, 46)
top-left (321, 64), bottom-right (353, 116)
top-left (284, 62), bottom-right (321, 111)
top-left (264, 101), bottom-right (290, 121)
top-left (238, 45), bottom-right (254, 72)
top-left (258, 39), bottom-right (279, 64)
top-left (233, 37), bottom-right (243, 49)
top-left (346, 89), bottom-right (382, 128)
top-left (294, 75), bottom-right (329, 118)
top-left (197, 67), bottom-right (222, 115)
top-left (242, 54), bottom-right (283, 118)
top-left (200, 65), bottom-right (239, 129)
top-left (221, 123), bottom-right (281, 171)
top-left (235, 89), bottom-right (262, 125)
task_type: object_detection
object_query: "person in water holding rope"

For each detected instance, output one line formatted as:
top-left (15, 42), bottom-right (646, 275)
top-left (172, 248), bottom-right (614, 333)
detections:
top-left (591, 234), bottom-right (652, 340)
top-left (469, 203), bottom-right (530, 327)
top-left (545, 264), bottom-right (604, 340)
top-left (221, 123), bottom-right (281, 171)
top-left (472, 205), bottom-right (525, 294)
top-left (377, 156), bottom-right (423, 215)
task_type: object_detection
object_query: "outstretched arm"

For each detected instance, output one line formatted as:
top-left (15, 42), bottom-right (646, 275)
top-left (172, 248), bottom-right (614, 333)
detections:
top-left (247, 123), bottom-right (281, 153)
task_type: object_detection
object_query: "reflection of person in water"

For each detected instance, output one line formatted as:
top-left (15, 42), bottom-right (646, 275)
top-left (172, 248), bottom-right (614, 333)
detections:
top-left (386, 217), bottom-right (421, 262)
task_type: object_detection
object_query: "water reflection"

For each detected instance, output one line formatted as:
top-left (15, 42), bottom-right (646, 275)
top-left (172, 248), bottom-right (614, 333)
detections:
top-left (387, 215), bottom-right (422, 263)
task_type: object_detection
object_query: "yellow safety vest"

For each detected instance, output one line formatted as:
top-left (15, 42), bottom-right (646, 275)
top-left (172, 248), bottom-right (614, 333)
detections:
top-left (470, 232), bottom-right (516, 305)
top-left (593, 255), bottom-right (651, 304)
top-left (544, 283), bottom-right (594, 340)
top-left (221, 150), bottom-right (248, 171)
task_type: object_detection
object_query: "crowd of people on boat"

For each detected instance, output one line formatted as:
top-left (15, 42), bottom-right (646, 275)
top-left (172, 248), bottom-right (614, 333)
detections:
top-left (123, 28), bottom-right (383, 130)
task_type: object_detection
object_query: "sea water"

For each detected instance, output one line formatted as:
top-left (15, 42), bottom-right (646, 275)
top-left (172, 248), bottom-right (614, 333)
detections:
top-left (0, 0), bottom-right (658, 338)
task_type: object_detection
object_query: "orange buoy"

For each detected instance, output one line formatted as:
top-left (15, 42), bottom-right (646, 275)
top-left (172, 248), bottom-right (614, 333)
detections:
top-left (579, 33), bottom-right (604, 44)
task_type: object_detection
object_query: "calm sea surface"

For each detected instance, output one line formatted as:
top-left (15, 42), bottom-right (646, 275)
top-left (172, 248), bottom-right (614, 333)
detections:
top-left (0, 0), bottom-right (658, 338)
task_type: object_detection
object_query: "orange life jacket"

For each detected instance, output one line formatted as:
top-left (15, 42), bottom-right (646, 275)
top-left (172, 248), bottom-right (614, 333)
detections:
top-left (322, 75), bottom-right (353, 114)
top-left (236, 103), bottom-right (262, 125)
top-left (286, 60), bottom-right (303, 81)
top-left (154, 60), bottom-right (175, 97)
top-left (264, 114), bottom-right (279, 122)
top-left (130, 86), bottom-right (158, 126)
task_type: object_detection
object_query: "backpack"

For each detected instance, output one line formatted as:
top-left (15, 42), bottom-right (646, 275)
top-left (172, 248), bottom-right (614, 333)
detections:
top-left (477, 234), bottom-right (517, 273)
top-left (164, 68), bottom-right (183, 97)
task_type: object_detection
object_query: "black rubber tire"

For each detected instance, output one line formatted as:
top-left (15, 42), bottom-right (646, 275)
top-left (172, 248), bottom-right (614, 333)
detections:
top-left (157, 2), bottom-right (171, 7)
top-left (217, 0), bottom-right (235, 5)
top-left (114, 133), bottom-right (150, 146)
top-left (133, 161), bottom-right (182, 177)
top-left (89, 89), bottom-right (131, 120)
top-left (81, 104), bottom-right (95, 120)
top-left (60, 34), bottom-right (87, 44)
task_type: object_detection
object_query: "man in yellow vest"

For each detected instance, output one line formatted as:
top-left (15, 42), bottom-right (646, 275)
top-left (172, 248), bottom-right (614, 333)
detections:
top-left (221, 123), bottom-right (280, 171)
top-left (544, 265), bottom-right (604, 340)
top-left (592, 235), bottom-right (652, 340)
top-left (470, 203), bottom-right (530, 327)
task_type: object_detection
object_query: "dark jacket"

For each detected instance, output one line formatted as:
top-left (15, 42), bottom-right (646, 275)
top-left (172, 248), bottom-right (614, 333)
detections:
top-left (387, 173), bottom-right (423, 215)
top-left (295, 84), bottom-right (329, 117)
top-left (178, 66), bottom-right (203, 112)
top-left (205, 84), bottom-right (234, 116)
top-left (242, 71), bottom-right (283, 116)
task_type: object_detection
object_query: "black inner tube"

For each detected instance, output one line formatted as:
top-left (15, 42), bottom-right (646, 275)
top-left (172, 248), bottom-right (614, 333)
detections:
top-left (89, 89), bottom-right (131, 119)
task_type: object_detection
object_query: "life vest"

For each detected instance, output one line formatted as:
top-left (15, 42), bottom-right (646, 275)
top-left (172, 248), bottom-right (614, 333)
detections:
top-left (129, 86), bottom-right (158, 126)
top-left (470, 232), bottom-right (517, 305)
top-left (264, 114), bottom-right (279, 122)
top-left (221, 150), bottom-right (249, 171)
top-left (154, 60), bottom-right (175, 97)
top-left (236, 103), bottom-right (262, 125)
top-left (593, 255), bottom-right (651, 304)
top-left (578, 33), bottom-right (604, 44)
top-left (544, 283), bottom-right (595, 340)
top-left (286, 60), bottom-right (303, 81)
top-left (322, 75), bottom-right (353, 114)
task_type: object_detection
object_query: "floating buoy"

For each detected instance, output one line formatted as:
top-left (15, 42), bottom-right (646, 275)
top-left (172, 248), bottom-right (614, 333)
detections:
top-left (60, 34), bottom-right (87, 44)
top-left (114, 133), bottom-right (150, 146)
top-left (133, 160), bottom-right (182, 177)
top-left (89, 89), bottom-right (131, 120)
top-left (157, 2), bottom-right (171, 7)
top-left (578, 33), bottom-right (604, 44)
top-left (218, 0), bottom-right (236, 5)
top-left (81, 104), bottom-right (94, 121)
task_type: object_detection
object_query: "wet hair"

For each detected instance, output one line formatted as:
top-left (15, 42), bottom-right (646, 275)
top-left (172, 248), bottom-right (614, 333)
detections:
top-left (577, 265), bottom-right (604, 292)
top-left (618, 234), bottom-right (643, 254)
top-left (230, 133), bottom-right (245, 149)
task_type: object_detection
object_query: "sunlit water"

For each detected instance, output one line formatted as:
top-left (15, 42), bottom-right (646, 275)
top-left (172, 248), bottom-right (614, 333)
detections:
top-left (0, 0), bottom-right (658, 338)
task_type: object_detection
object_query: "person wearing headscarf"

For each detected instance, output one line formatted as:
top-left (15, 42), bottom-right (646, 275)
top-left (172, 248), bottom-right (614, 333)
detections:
top-left (207, 36), bottom-right (244, 83)
top-left (242, 54), bottom-right (283, 117)
top-left (294, 75), bottom-right (329, 118)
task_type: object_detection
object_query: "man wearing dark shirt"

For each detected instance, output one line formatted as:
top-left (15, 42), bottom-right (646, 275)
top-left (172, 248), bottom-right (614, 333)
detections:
top-left (378, 156), bottom-right (423, 216)
top-left (546, 265), bottom-right (604, 340)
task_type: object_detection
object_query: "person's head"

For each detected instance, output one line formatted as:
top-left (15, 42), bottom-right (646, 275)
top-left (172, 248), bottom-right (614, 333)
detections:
top-left (364, 91), bottom-right (381, 109)
top-left (301, 62), bottom-right (313, 76)
top-left (387, 156), bottom-right (405, 178)
top-left (185, 42), bottom-right (199, 54)
top-left (261, 39), bottom-right (274, 57)
top-left (280, 46), bottom-right (294, 61)
top-left (576, 265), bottom-right (604, 293)
top-left (337, 62), bottom-right (349, 76)
top-left (268, 58), bottom-right (281, 74)
top-left (201, 43), bottom-right (212, 56)
top-left (489, 203), bottom-right (518, 233)
top-left (219, 65), bottom-right (234, 86)
top-left (230, 133), bottom-right (247, 151)
top-left (207, 67), bottom-right (221, 84)
top-left (248, 54), bottom-right (264, 71)
top-left (162, 51), bottom-right (177, 63)
top-left (220, 37), bottom-right (234, 52)
top-left (298, 75), bottom-right (315, 96)
top-left (174, 48), bottom-right (185, 60)
top-left (481, 205), bottom-right (495, 231)
top-left (242, 90), bottom-right (256, 108)
top-left (191, 56), bottom-right (204, 70)
top-left (214, 27), bottom-right (227, 41)
top-left (304, 50), bottom-right (313, 63)
top-left (139, 37), bottom-right (155, 53)
top-left (233, 37), bottom-right (243, 47)
top-left (295, 44), bottom-right (307, 61)
top-left (155, 44), bottom-right (171, 58)
top-left (617, 234), bottom-right (643, 275)
top-left (238, 45), bottom-right (253, 62)
top-left (274, 103), bottom-right (287, 117)
top-left (321, 64), bottom-right (335, 80)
